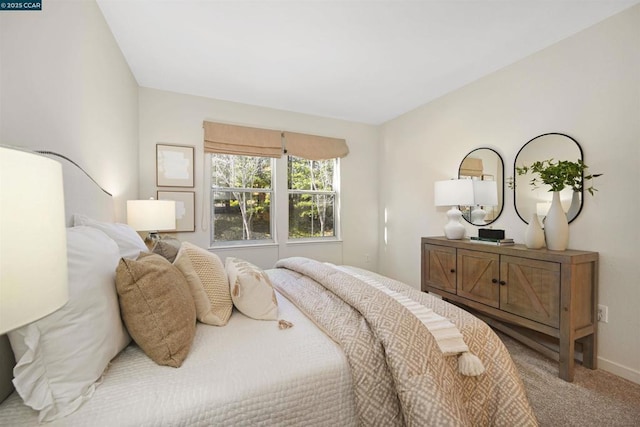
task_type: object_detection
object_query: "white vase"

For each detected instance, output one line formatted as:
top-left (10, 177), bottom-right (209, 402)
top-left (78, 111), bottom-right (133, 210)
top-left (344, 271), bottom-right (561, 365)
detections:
top-left (525, 213), bottom-right (545, 249)
top-left (544, 191), bottom-right (569, 250)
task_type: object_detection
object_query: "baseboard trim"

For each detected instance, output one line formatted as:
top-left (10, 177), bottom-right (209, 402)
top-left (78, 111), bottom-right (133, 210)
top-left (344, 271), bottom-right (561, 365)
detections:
top-left (598, 357), bottom-right (640, 385)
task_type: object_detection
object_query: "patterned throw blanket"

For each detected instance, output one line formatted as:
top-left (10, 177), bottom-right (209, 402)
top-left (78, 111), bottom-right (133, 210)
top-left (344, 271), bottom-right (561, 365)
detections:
top-left (269, 257), bottom-right (538, 427)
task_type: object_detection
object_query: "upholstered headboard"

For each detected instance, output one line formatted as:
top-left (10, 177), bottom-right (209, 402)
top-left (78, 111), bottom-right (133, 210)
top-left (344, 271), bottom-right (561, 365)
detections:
top-left (37, 151), bottom-right (115, 225)
top-left (0, 150), bottom-right (115, 403)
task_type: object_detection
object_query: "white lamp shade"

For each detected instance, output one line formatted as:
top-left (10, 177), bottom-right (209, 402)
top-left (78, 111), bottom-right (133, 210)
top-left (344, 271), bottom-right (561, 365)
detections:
top-left (127, 199), bottom-right (176, 231)
top-left (0, 147), bottom-right (69, 334)
top-left (434, 179), bottom-right (474, 207)
top-left (472, 180), bottom-right (498, 206)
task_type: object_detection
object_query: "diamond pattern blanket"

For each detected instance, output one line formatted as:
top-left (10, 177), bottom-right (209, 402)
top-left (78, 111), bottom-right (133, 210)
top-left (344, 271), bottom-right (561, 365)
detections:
top-left (269, 257), bottom-right (538, 426)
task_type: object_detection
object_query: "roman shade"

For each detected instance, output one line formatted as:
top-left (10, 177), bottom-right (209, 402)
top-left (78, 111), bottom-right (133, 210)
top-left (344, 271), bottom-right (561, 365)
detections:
top-left (203, 121), bottom-right (349, 161)
top-left (283, 131), bottom-right (349, 161)
top-left (460, 157), bottom-right (483, 177)
top-left (203, 121), bottom-right (282, 158)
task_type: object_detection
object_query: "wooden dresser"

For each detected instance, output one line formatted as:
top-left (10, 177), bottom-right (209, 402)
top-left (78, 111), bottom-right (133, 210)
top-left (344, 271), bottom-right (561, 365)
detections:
top-left (421, 236), bottom-right (599, 381)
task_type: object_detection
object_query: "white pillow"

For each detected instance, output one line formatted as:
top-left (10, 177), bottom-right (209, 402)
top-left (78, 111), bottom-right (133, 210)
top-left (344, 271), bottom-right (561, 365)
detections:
top-left (226, 257), bottom-right (278, 320)
top-left (8, 226), bottom-right (131, 422)
top-left (73, 213), bottom-right (147, 259)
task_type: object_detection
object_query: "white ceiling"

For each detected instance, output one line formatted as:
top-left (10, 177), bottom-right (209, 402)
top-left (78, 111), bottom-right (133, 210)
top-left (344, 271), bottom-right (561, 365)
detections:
top-left (97, 0), bottom-right (639, 125)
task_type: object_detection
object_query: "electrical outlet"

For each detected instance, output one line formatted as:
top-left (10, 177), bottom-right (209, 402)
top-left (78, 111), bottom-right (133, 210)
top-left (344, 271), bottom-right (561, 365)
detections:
top-left (597, 304), bottom-right (608, 323)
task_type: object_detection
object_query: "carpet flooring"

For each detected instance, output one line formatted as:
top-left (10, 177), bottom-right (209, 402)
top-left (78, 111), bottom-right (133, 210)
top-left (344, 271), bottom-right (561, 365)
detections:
top-left (498, 332), bottom-right (640, 427)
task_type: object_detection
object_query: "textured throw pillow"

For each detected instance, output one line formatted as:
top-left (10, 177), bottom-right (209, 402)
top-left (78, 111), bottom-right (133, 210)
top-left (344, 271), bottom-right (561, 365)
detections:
top-left (173, 242), bottom-right (233, 326)
top-left (73, 213), bottom-right (147, 259)
top-left (115, 253), bottom-right (196, 367)
top-left (151, 236), bottom-right (182, 263)
top-left (226, 257), bottom-right (278, 320)
top-left (8, 226), bottom-right (131, 422)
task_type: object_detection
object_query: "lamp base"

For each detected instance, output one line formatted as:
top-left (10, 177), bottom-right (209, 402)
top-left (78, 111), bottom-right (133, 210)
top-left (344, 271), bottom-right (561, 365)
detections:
top-left (470, 206), bottom-right (487, 224)
top-left (144, 231), bottom-right (161, 249)
top-left (444, 206), bottom-right (466, 240)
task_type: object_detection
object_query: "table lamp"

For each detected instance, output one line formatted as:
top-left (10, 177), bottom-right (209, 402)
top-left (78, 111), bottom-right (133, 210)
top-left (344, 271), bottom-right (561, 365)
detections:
top-left (0, 147), bottom-right (69, 334)
top-left (434, 179), bottom-right (474, 239)
top-left (127, 198), bottom-right (176, 243)
top-left (471, 180), bottom-right (498, 224)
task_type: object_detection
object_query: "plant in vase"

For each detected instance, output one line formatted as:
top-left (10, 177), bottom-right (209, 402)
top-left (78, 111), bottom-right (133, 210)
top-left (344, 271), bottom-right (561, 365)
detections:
top-left (515, 159), bottom-right (601, 250)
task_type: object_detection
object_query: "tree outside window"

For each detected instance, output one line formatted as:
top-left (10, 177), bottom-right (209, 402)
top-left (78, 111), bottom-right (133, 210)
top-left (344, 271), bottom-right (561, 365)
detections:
top-left (210, 154), bottom-right (338, 243)
top-left (211, 154), bottom-right (272, 242)
top-left (287, 156), bottom-right (336, 239)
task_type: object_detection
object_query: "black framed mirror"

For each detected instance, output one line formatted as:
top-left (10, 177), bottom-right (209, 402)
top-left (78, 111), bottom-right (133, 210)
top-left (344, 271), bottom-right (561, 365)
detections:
top-left (513, 133), bottom-right (584, 224)
top-left (458, 147), bottom-right (504, 226)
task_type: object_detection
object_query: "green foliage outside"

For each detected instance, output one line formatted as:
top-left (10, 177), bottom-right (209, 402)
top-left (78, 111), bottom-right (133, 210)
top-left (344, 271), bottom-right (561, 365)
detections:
top-left (287, 157), bottom-right (335, 238)
top-left (211, 154), bottom-right (336, 241)
top-left (212, 155), bottom-right (272, 240)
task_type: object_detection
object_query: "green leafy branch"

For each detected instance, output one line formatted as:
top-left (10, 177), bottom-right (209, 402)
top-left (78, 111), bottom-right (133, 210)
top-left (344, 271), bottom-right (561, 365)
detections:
top-left (515, 159), bottom-right (602, 195)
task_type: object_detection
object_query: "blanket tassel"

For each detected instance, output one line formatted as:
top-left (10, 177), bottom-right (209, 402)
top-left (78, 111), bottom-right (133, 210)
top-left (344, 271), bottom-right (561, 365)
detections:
top-left (278, 319), bottom-right (294, 330)
top-left (458, 351), bottom-right (485, 376)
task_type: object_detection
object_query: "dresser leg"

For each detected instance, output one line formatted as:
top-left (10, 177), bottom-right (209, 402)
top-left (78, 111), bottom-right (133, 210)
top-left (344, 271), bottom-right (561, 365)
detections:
top-left (559, 337), bottom-right (575, 382)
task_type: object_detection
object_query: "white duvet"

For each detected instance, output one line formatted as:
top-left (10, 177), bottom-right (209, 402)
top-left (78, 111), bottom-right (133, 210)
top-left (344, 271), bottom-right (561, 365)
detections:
top-left (0, 292), bottom-right (357, 426)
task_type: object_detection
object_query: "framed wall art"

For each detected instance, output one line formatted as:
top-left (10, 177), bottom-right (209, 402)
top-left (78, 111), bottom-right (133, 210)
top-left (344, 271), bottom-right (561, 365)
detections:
top-left (156, 144), bottom-right (194, 187)
top-left (157, 191), bottom-right (195, 232)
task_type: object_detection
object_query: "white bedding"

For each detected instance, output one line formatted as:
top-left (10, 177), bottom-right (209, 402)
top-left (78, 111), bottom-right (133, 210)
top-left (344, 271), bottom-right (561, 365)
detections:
top-left (0, 292), bottom-right (357, 426)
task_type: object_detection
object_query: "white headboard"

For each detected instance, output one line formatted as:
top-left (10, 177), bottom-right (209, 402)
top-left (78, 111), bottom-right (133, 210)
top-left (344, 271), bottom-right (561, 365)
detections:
top-left (0, 151), bottom-right (115, 403)
top-left (37, 151), bottom-right (115, 225)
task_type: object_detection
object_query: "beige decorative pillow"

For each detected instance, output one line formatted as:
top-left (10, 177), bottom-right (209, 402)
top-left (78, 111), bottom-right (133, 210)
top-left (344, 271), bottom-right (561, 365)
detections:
top-left (226, 257), bottom-right (278, 320)
top-left (173, 242), bottom-right (233, 326)
top-left (115, 253), bottom-right (196, 367)
top-left (152, 236), bottom-right (182, 262)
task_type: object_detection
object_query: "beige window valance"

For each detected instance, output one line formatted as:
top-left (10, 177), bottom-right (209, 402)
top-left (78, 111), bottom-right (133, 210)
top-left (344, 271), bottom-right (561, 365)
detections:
top-left (283, 131), bottom-right (349, 161)
top-left (203, 121), bottom-right (349, 160)
top-left (203, 121), bottom-right (282, 158)
top-left (460, 157), bottom-right (483, 177)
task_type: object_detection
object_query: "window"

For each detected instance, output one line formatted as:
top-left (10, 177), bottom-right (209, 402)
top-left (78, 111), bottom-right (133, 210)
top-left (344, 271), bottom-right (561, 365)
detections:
top-left (211, 154), bottom-right (273, 242)
top-left (205, 120), bottom-right (346, 246)
top-left (210, 154), bottom-right (339, 244)
top-left (288, 156), bottom-right (337, 239)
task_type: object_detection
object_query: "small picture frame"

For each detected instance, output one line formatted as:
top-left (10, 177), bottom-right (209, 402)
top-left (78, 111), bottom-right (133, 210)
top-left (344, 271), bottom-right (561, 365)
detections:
top-left (156, 144), bottom-right (194, 187)
top-left (157, 191), bottom-right (195, 232)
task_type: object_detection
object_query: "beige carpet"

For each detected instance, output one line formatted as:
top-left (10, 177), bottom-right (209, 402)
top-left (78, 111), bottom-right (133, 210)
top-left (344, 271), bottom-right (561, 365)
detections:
top-left (498, 332), bottom-right (640, 427)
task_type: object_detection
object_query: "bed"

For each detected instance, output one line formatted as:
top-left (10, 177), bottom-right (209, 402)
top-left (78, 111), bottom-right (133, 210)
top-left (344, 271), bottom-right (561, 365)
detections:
top-left (0, 151), bottom-right (538, 426)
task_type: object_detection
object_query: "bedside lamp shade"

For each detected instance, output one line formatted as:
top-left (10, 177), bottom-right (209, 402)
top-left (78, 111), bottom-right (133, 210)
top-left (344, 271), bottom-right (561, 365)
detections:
top-left (434, 179), bottom-right (474, 240)
top-left (127, 199), bottom-right (176, 240)
top-left (0, 147), bottom-right (69, 334)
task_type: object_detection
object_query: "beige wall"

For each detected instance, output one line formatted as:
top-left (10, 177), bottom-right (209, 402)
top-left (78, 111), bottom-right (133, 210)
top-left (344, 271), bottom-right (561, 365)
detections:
top-left (0, 0), bottom-right (139, 220)
top-left (379, 5), bottom-right (640, 383)
top-left (138, 88), bottom-right (379, 270)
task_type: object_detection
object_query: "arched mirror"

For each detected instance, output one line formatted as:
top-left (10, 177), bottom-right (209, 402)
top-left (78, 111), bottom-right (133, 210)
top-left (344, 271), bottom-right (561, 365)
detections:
top-left (514, 133), bottom-right (583, 224)
top-left (458, 148), bottom-right (504, 226)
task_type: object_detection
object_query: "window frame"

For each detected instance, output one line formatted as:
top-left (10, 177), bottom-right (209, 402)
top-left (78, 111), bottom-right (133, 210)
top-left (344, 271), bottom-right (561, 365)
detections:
top-left (209, 154), bottom-right (276, 246)
top-left (286, 156), bottom-right (340, 242)
top-left (208, 154), bottom-right (340, 247)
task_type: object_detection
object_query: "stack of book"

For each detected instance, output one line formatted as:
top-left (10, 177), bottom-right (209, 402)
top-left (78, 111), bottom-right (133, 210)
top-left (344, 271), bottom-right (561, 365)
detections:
top-left (469, 236), bottom-right (515, 246)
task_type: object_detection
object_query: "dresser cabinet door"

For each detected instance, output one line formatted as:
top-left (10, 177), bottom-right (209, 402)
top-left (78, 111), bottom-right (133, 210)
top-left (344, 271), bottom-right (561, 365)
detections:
top-left (423, 244), bottom-right (457, 294)
top-left (457, 249), bottom-right (500, 308)
top-left (499, 256), bottom-right (561, 327)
